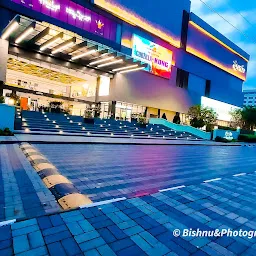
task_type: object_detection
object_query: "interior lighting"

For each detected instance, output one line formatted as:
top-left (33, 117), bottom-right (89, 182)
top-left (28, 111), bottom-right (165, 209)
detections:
top-left (25, 128), bottom-right (30, 132)
top-left (82, 127), bottom-right (85, 130)
top-left (71, 49), bottom-right (97, 60)
top-left (59, 130), bottom-right (63, 134)
top-left (8, 99), bottom-right (15, 105)
top-left (89, 56), bottom-right (114, 65)
top-left (15, 22), bottom-right (35, 44)
top-left (40, 32), bottom-right (63, 51)
top-left (52, 37), bottom-right (76, 54)
top-left (112, 64), bottom-right (138, 72)
top-left (98, 59), bottom-right (123, 68)
top-left (119, 67), bottom-right (145, 74)
top-left (46, 118), bottom-right (49, 121)
top-left (2, 18), bottom-right (20, 40)
top-left (87, 132), bottom-right (91, 135)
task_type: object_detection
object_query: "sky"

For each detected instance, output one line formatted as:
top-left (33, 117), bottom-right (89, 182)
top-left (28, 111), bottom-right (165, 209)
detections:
top-left (190, 0), bottom-right (256, 91)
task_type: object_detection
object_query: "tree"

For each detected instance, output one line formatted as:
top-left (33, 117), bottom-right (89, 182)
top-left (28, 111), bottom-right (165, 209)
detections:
top-left (187, 105), bottom-right (218, 129)
top-left (0, 96), bottom-right (4, 104)
top-left (230, 107), bottom-right (256, 130)
top-left (241, 106), bottom-right (256, 130)
top-left (230, 108), bottom-right (244, 128)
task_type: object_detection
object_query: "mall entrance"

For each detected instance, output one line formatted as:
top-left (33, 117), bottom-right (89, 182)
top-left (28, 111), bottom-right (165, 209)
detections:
top-left (2, 55), bottom-right (99, 116)
top-left (0, 14), bottom-right (146, 119)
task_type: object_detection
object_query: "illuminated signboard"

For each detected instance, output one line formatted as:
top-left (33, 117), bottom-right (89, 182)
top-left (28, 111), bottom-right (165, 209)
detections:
top-left (11, 0), bottom-right (117, 41)
top-left (132, 34), bottom-right (173, 79)
top-left (232, 61), bottom-right (246, 74)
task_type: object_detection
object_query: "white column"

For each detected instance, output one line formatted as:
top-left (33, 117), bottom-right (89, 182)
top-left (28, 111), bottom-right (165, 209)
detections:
top-left (0, 39), bottom-right (9, 83)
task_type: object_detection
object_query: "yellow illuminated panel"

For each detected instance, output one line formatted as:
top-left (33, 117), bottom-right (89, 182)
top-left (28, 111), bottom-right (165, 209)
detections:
top-left (189, 21), bottom-right (249, 62)
top-left (121, 38), bottom-right (132, 48)
top-left (186, 46), bottom-right (246, 81)
top-left (94, 0), bottom-right (181, 48)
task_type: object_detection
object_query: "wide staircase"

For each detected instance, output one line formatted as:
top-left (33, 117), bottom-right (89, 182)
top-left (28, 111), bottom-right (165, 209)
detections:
top-left (17, 111), bottom-right (203, 140)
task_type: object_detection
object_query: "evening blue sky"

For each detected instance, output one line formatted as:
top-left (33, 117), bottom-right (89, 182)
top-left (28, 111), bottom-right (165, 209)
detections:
top-left (191, 0), bottom-right (256, 90)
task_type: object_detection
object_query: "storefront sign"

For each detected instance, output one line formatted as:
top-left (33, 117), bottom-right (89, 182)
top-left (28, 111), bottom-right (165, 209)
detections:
top-left (39, 0), bottom-right (60, 11)
top-left (232, 60), bottom-right (246, 74)
top-left (213, 129), bottom-right (240, 141)
top-left (132, 34), bottom-right (173, 79)
top-left (11, 0), bottom-right (117, 41)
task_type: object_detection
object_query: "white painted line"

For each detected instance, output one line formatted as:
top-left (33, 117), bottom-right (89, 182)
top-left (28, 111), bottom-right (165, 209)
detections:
top-left (159, 185), bottom-right (186, 192)
top-left (0, 219), bottom-right (16, 227)
top-left (203, 178), bottom-right (222, 183)
top-left (80, 197), bottom-right (127, 209)
top-left (233, 173), bottom-right (246, 177)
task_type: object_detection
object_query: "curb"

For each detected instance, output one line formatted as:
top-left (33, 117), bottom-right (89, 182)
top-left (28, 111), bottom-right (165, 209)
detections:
top-left (20, 143), bottom-right (92, 210)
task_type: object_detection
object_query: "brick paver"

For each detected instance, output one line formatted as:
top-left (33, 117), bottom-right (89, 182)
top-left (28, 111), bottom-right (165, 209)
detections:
top-left (0, 145), bottom-right (61, 222)
top-left (1, 173), bottom-right (256, 255)
top-left (35, 144), bottom-right (256, 202)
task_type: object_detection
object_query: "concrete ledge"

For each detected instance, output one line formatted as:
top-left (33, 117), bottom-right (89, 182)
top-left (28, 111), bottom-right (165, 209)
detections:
top-left (150, 118), bottom-right (211, 140)
top-left (14, 134), bottom-right (243, 146)
top-left (0, 104), bottom-right (15, 131)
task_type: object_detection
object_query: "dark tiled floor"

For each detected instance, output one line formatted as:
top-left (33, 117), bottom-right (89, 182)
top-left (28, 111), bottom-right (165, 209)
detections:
top-left (34, 144), bottom-right (256, 202)
top-left (2, 173), bottom-right (256, 255)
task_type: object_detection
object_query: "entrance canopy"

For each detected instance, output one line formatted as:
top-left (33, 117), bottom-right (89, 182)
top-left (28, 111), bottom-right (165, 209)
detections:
top-left (1, 15), bottom-right (147, 75)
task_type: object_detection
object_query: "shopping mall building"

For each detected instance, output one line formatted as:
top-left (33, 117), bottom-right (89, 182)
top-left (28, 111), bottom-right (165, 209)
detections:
top-left (0, 0), bottom-right (250, 123)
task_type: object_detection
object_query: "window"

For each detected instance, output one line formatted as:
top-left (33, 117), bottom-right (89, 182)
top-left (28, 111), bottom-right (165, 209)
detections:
top-left (176, 68), bottom-right (189, 89)
top-left (205, 80), bottom-right (211, 97)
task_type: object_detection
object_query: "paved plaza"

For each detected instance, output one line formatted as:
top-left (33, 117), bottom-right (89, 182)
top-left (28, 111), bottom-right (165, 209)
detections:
top-left (1, 143), bottom-right (256, 255)
top-left (34, 144), bottom-right (256, 202)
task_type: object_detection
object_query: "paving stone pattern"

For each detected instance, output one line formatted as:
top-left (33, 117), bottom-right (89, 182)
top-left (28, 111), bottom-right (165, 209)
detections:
top-left (1, 173), bottom-right (256, 255)
top-left (0, 145), bottom-right (61, 222)
top-left (34, 144), bottom-right (256, 202)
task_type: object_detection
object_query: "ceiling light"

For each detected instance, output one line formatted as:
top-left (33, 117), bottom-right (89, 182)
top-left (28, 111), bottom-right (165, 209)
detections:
top-left (112, 64), bottom-right (138, 72)
top-left (52, 37), bottom-right (76, 54)
top-left (119, 67), bottom-right (145, 74)
top-left (89, 56), bottom-right (114, 65)
top-left (15, 22), bottom-right (36, 44)
top-left (40, 32), bottom-right (63, 51)
top-left (2, 18), bottom-right (20, 40)
top-left (98, 59), bottom-right (123, 68)
top-left (71, 49), bottom-right (97, 60)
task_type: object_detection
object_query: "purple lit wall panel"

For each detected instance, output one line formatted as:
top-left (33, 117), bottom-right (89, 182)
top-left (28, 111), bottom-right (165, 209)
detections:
top-left (11, 0), bottom-right (117, 42)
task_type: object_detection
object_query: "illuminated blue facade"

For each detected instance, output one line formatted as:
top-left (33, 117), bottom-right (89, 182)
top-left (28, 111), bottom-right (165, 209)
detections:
top-left (0, 0), bottom-right (250, 121)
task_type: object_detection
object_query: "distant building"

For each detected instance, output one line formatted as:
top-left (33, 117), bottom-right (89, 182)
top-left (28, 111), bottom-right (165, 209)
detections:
top-left (243, 90), bottom-right (256, 106)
